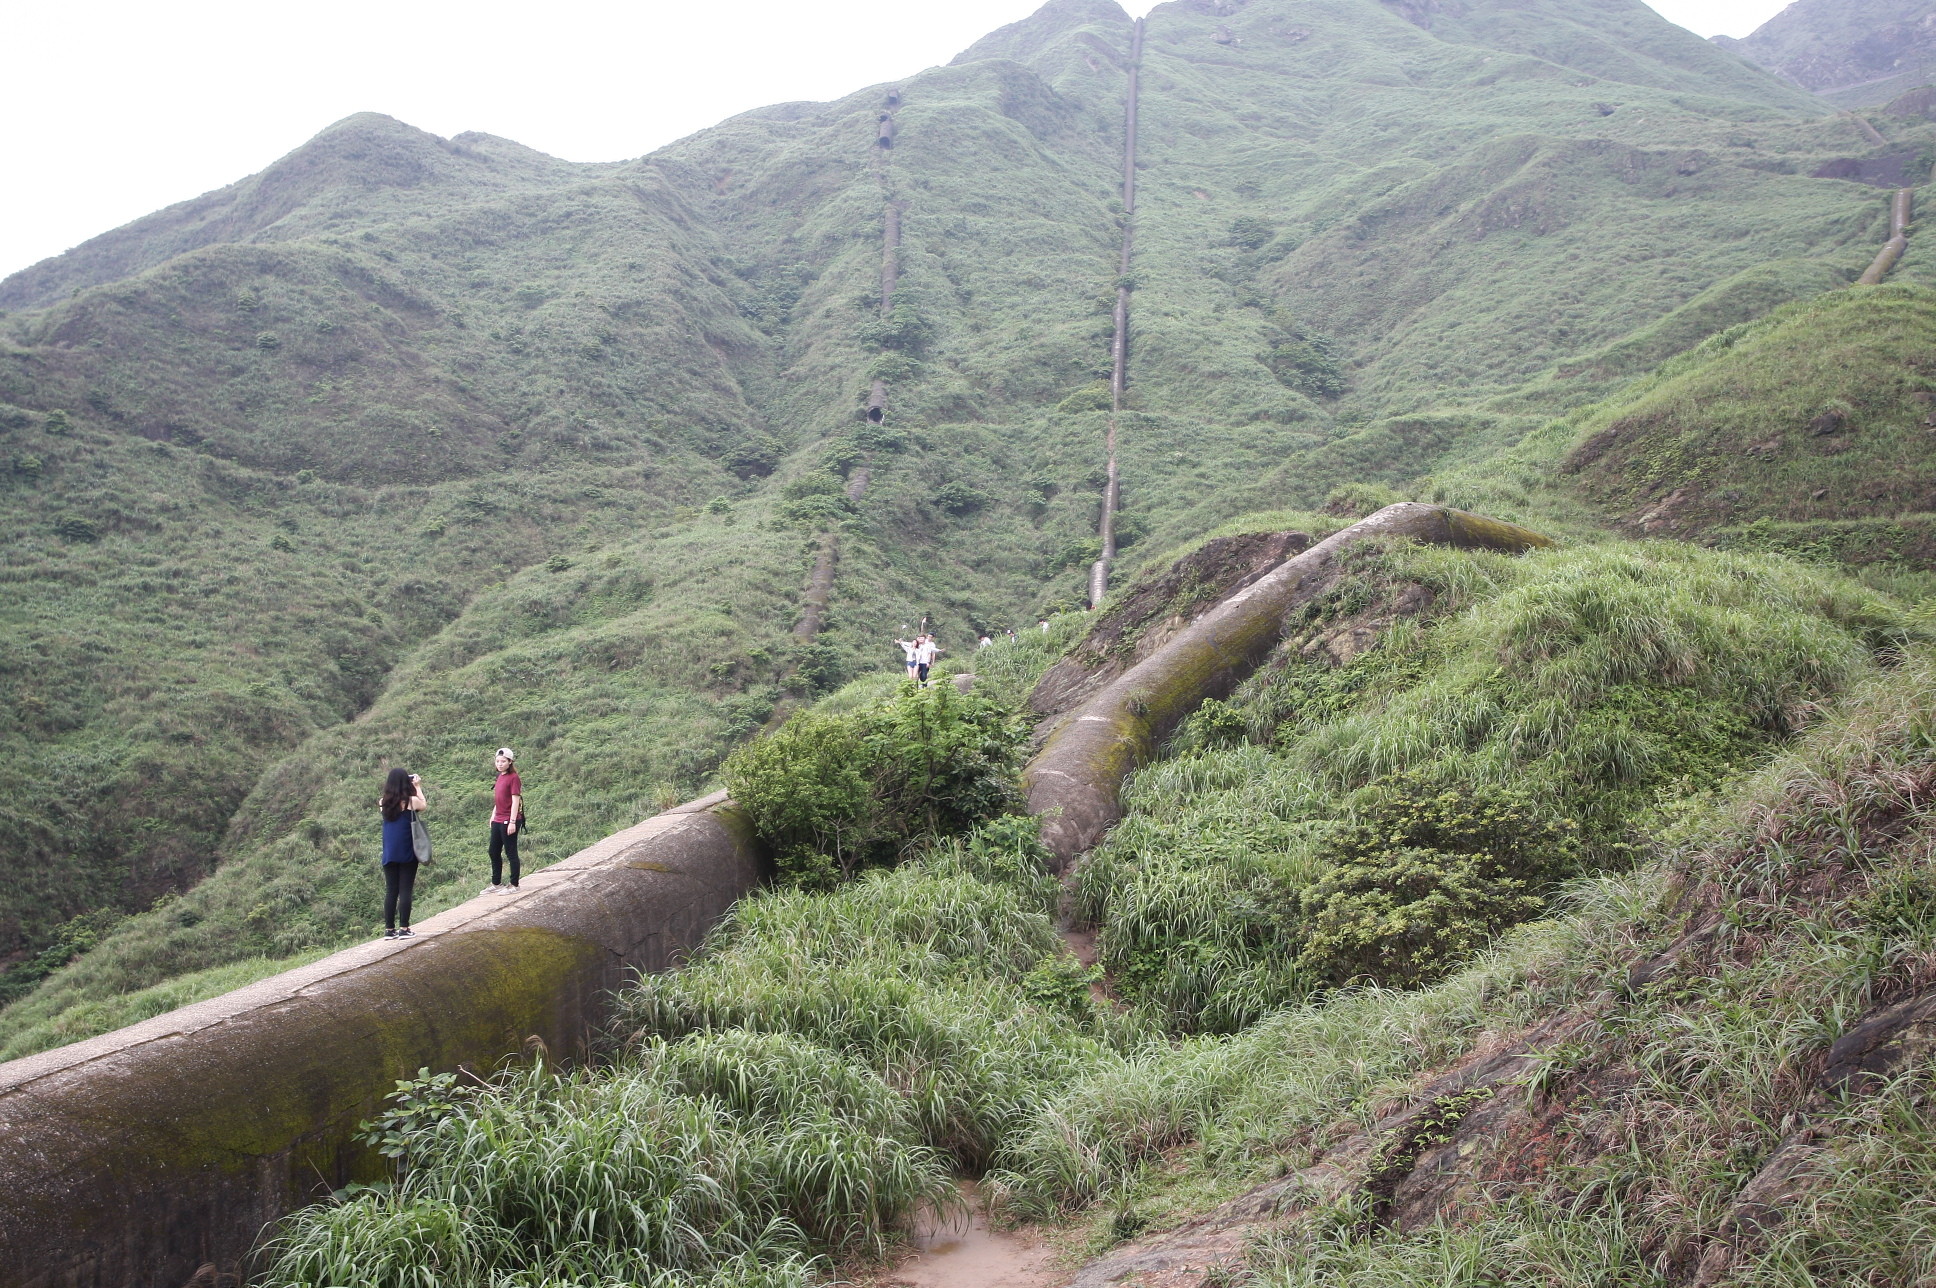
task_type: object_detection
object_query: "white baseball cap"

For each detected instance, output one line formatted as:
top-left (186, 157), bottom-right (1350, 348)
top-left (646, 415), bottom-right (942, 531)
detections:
top-left (496, 747), bottom-right (515, 760)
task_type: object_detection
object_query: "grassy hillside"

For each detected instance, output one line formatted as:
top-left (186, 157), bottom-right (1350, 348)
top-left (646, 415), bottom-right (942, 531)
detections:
top-left (251, 540), bottom-right (1936, 1287)
top-left (1560, 285), bottom-right (1936, 556)
top-left (1, 0), bottom-right (1924, 1050)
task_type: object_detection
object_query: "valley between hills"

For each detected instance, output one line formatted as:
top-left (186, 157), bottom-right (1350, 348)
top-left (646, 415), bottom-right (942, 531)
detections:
top-left (7, 0), bottom-right (1936, 1282)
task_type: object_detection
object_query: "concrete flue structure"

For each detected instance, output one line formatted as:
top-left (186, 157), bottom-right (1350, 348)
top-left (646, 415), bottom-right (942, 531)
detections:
top-left (1031, 503), bottom-right (1554, 868)
top-left (796, 89), bottom-right (901, 642)
top-left (1857, 187), bottom-right (1914, 285)
top-left (1089, 17), bottom-right (1144, 610)
top-left (0, 794), bottom-right (762, 1288)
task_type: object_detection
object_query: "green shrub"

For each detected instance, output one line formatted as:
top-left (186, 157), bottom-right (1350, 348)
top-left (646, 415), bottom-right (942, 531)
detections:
top-left (1057, 383), bottom-right (1114, 414)
top-left (724, 436), bottom-right (783, 479)
top-left (934, 481), bottom-right (987, 514)
top-left (724, 683), bottom-right (1026, 886)
top-left (853, 308), bottom-right (933, 354)
top-left (1263, 329), bottom-right (1344, 398)
top-left (1224, 215), bottom-right (1277, 250)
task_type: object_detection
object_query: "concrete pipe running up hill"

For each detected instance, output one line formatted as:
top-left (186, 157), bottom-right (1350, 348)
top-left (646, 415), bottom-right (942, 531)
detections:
top-left (1858, 188), bottom-right (1914, 286)
top-left (0, 794), bottom-right (762, 1288)
top-left (1026, 503), bottom-right (1553, 868)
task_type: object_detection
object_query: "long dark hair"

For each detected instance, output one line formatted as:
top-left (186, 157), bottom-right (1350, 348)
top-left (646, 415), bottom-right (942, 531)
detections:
top-left (380, 768), bottom-right (414, 822)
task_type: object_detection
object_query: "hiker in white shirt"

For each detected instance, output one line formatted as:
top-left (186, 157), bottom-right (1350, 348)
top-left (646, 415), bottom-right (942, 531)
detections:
top-left (895, 636), bottom-right (921, 682)
top-left (913, 634), bottom-right (943, 686)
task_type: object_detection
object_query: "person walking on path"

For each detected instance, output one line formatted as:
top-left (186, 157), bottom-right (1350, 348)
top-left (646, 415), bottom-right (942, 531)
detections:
top-left (486, 747), bottom-right (523, 892)
top-left (895, 634), bottom-right (922, 682)
top-left (378, 768), bottom-right (427, 939)
top-left (914, 634), bottom-right (943, 687)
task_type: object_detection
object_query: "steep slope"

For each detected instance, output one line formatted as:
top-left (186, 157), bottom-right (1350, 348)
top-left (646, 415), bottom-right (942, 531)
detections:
top-left (1717, 0), bottom-right (1936, 109)
top-left (242, 537), bottom-right (1935, 1288)
top-left (1560, 284), bottom-right (1936, 558)
top-left (0, 0), bottom-right (1914, 1051)
top-left (1067, 647), bottom-right (1936, 1288)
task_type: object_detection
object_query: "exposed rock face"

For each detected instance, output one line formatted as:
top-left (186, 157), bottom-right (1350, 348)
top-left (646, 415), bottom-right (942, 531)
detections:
top-left (1715, 0), bottom-right (1936, 108)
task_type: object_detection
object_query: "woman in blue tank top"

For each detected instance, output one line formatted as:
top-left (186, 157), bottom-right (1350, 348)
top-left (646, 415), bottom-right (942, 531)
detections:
top-left (378, 768), bottom-right (428, 939)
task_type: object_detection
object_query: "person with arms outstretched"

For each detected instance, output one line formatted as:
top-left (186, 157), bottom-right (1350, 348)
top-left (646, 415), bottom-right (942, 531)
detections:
top-left (895, 634), bottom-right (922, 682)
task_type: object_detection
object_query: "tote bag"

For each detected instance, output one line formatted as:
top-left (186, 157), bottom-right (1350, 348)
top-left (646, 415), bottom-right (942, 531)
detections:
top-left (409, 810), bottom-right (434, 865)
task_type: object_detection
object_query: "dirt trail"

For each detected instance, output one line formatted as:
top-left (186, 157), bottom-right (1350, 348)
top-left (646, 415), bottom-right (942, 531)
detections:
top-left (888, 1182), bottom-right (1059, 1288)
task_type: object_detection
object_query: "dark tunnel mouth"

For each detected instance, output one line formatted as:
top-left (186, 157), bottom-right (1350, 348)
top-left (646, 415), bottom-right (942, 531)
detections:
top-left (867, 406), bottom-right (885, 423)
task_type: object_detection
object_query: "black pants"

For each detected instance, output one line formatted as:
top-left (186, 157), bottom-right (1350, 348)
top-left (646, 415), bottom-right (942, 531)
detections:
top-left (490, 821), bottom-right (521, 887)
top-left (384, 860), bottom-right (419, 930)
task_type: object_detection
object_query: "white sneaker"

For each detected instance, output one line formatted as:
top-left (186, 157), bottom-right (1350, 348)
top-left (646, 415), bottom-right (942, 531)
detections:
top-left (482, 883), bottom-right (501, 895)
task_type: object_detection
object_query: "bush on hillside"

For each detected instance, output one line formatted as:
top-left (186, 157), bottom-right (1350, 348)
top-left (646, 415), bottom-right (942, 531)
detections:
top-left (1298, 773), bottom-right (1579, 988)
top-left (1057, 382), bottom-right (1113, 414)
top-left (853, 308), bottom-right (933, 354)
top-left (724, 683), bottom-right (1027, 888)
top-left (1263, 329), bottom-right (1344, 398)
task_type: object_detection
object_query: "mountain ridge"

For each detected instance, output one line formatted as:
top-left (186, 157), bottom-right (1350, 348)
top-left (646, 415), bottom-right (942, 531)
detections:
top-left (1716, 0), bottom-right (1936, 108)
top-left (0, 0), bottom-right (1927, 1061)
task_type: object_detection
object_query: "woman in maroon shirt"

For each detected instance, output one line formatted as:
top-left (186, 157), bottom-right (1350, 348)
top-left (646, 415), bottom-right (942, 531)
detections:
top-left (486, 747), bottom-right (523, 892)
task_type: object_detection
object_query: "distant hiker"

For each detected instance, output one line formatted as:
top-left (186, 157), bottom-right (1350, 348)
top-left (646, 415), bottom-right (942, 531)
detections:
top-left (1038, 618), bottom-right (1050, 633)
top-left (378, 768), bottom-right (427, 940)
top-left (914, 634), bottom-right (943, 686)
top-left (486, 747), bottom-right (523, 892)
top-left (895, 635), bottom-right (922, 681)
top-left (978, 634), bottom-right (993, 650)
top-left (1006, 627), bottom-right (1017, 644)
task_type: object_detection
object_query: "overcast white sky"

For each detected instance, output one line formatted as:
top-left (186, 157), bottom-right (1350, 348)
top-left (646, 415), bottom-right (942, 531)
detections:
top-left (0, 0), bottom-right (1792, 282)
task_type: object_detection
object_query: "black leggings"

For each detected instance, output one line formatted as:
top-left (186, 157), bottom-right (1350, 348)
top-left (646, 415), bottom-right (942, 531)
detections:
top-left (384, 860), bottom-right (419, 930)
top-left (490, 821), bottom-right (521, 887)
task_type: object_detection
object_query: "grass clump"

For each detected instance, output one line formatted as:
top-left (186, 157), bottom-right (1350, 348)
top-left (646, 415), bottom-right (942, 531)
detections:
top-left (267, 1047), bottom-right (942, 1287)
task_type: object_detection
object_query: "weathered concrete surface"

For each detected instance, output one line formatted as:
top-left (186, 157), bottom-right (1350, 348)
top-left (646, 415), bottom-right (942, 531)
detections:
top-left (0, 793), bottom-right (761, 1288)
top-left (1033, 529), bottom-right (1311, 726)
top-left (1025, 503), bottom-right (1552, 868)
top-left (1857, 187), bottom-right (1913, 285)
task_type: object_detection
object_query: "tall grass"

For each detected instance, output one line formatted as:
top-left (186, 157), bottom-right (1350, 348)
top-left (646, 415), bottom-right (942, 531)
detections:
top-left (264, 840), bottom-right (1131, 1287)
top-left (1080, 540), bottom-right (1920, 1030)
top-left (267, 621), bottom-right (1936, 1288)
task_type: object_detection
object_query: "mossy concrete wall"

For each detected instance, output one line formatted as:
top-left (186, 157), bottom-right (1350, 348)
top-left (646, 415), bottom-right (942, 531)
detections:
top-left (1026, 503), bottom-right (1552, 867)
top-left (0, 793), bottom-right (762, 1288)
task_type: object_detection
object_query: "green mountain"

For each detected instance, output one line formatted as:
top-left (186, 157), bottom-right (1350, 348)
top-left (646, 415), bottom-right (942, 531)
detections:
top-left (1716, 0), bottom-right (1936, 109)
top-left (2, 0), bottom-right (1930, 1056)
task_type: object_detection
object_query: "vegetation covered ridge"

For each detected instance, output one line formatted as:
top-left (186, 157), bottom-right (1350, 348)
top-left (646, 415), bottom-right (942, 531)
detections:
top-left (4, 0), bottom-right (1932, 1061)
top-left (1028, 502), bottom-right (1553, 867)
top-left (1076, 643), bottom-right (1936, 1288)
top-left (256, 531), bottom-right (1928, 1288)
